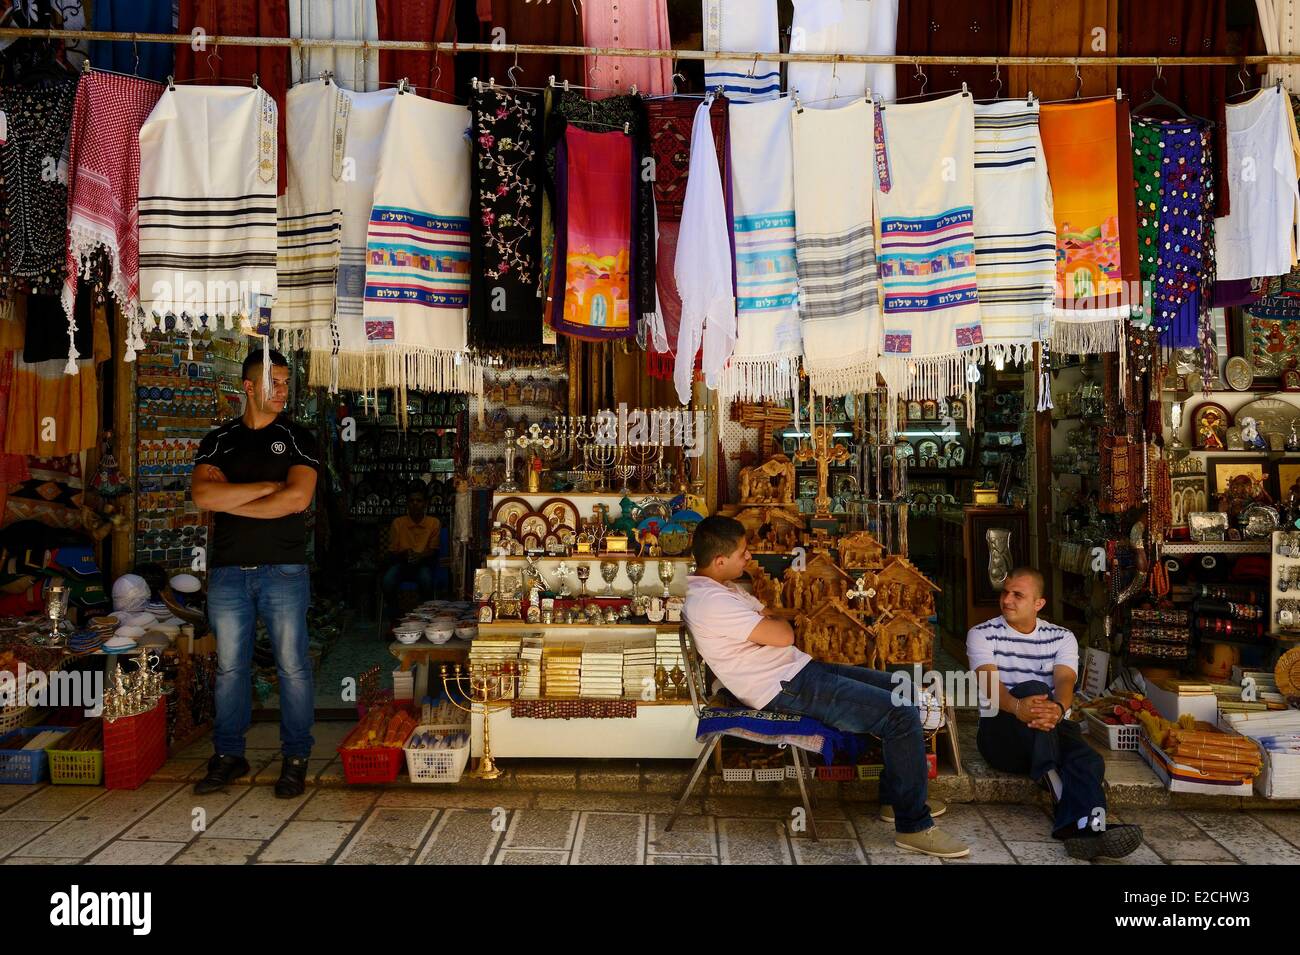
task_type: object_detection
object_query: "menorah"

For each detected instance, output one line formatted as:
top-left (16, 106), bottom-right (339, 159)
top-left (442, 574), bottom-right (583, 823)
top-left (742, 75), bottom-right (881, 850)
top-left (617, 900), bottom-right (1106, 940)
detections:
top-left (440, 661), bottom-right (528, 780)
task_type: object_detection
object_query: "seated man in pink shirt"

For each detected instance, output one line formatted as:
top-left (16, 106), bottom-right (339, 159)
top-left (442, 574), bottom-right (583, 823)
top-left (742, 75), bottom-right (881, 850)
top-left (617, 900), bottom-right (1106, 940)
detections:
top-left (682, 516), bottom-right (968, 859)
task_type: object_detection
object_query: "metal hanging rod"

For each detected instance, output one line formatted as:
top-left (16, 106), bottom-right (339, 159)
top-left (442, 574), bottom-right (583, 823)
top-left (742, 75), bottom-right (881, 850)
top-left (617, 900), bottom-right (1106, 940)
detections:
top-left (4, 28), bottom-right (1300, 67)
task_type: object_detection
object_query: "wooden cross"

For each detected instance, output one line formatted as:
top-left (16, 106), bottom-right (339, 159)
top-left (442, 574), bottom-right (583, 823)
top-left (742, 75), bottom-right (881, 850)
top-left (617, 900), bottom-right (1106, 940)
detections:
top-left (795, 424), bottom-right (850, 518)
top-left (736, 402), bottom-right (793, 458)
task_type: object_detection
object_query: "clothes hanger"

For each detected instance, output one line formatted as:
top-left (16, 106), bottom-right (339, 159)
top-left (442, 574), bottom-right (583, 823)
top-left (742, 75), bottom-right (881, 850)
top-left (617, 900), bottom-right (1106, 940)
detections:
top-left (879, 82), bottom-right (970, 111)
top-left (1132, 61), bottom-right (1214, 127)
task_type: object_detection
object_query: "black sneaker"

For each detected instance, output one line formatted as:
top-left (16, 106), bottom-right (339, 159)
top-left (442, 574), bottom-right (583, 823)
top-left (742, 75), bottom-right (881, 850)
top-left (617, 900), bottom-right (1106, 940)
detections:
top-left (193, 753), bottom-right (250, 795)
top-left (1062, 823), bottom-right (1145, 860)
top-left (274, 755), bottom-right (310, 799)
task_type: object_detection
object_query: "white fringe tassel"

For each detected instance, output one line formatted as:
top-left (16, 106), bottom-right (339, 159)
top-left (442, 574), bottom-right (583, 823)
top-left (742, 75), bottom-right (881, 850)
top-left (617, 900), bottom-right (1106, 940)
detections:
top-left (718, 353), bottom-right (801, 404)
top-left (803, 352), bottom-right (878, 399)
top-left (1049, 317), bottom-right (1123, 357)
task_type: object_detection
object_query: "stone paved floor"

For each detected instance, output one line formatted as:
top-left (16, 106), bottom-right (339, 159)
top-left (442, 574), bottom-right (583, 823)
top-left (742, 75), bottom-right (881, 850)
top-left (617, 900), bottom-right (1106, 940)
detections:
top-left (2, 780), bottom-right (1299, 864)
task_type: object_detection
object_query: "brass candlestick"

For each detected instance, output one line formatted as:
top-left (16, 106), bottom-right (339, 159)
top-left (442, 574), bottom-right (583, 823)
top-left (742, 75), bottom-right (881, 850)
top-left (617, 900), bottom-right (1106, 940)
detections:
top-left (441, 661), bottom-right (528, 781)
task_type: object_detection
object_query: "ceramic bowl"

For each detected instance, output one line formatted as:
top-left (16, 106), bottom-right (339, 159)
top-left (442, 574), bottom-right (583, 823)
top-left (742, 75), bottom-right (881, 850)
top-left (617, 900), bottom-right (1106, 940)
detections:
top-left (394, 630), bottom-right (423, 645)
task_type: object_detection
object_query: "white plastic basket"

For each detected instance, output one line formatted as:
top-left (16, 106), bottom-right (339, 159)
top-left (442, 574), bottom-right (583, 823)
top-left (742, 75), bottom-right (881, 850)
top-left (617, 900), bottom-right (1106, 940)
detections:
top-left (754, 766), bottom-right (785, 782)
top-left (721, 766), bottom-right (754, 782)
top-left (403, 723), bottom-right (471, 784)
top-left (0, 705), bottom-right (42, 736)
top-left (1085, 711), bottom-right (1142, 751)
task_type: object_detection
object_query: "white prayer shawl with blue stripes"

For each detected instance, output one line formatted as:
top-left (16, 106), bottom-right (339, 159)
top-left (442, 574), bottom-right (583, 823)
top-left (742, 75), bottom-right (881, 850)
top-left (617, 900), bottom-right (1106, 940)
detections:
top-left (972, 100), bottom-right (1055, 367)
top-left (966, 616), bottom-right (1080, 692)
top-left (703, 0), bottom-right (781, 102)
top-left (721, 96), bottom-right (801, 402)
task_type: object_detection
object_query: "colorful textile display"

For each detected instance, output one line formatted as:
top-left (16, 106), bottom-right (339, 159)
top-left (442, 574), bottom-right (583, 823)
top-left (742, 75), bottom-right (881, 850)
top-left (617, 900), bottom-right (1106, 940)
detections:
top-left (310, 86), bottom-right (396, 390)
top-left (289, 0), bottom-right (379, 92)
top-left (972, 99), bottom-right (1055, 363)
top-left (3, 452), bottom-right (86, 528)
top-left (356, 91), bottom-right (477, 393)
top-left (1040, 97), bottom-right (1139, 354)
top-left (703, 0), bottom-right (781, 102)
top-left (1130, 115), bottom-right (1215, 348)
top-left (1216, 88), bottom-right (1300, 282)
top-left (791, 98), bottom-right (880, 397)
top-left (895, 0), bottom-right (1009, 100)
top-left (721, 96), bottom-right (801, 402)
top-left (477, 0), bottom-right (585, 88)
top-left (550, 126), bottom-right (637, 340)
top-left (788, 0), bottom-right (898, 107)
top-left (581, 0), bottom-right (672, 99)
top-left (645, 95), bottom-right (730, 379)
top-left (89, 0), bottom-right (173, 84)
top-left (510, 699), bottom-right (637, 719)
top-left (695, 705), bottom-right (863, 765)
top-left (273, 81), bottom-right (348, 349)
top-left (673, 98), bottom-right (736, 405)
top-left (0, 75), bottom-right (78, 295)
top-left (875, 92), bottom-right (982, 405)
top-left (6, 354), bottom-right (100, 457)
top-left (174, 0), bottom-right (291, 192)
top-left (469, 85), bottom-right (545, 348)
top-left (137, 86), bottom-right (279, 345)
top-left (376, 0), bottom-right (457, 100)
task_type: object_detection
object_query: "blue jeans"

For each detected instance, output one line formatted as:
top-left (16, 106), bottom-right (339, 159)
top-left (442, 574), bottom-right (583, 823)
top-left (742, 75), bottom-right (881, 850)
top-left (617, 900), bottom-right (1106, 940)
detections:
top-left (382, 558), bottom-right (437, 607)
top-left (208, 564), bottom-right (314, 758)
top-left (765, 661), bottom-right (934, 834)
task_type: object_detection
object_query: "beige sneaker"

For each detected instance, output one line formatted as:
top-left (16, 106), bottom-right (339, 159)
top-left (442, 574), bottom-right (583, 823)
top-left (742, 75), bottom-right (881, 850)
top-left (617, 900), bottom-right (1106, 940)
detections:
top-left (894, 826), bottom-right (971, 859)
top-left (880, 798), bottom-right (947, 823)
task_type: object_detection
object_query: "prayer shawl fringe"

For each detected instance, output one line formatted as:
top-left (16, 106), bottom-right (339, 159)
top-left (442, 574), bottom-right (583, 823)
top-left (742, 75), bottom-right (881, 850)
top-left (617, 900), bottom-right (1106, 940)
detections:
top-left (1049, 315), bottom-right (1124, 356)
top-left (719, 353), bottom-right (800, 404)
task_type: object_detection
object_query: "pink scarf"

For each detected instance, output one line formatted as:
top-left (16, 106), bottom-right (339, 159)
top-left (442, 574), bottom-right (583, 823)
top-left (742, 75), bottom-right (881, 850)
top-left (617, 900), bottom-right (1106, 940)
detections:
top-left (61, 71), bottom-right (164, 356)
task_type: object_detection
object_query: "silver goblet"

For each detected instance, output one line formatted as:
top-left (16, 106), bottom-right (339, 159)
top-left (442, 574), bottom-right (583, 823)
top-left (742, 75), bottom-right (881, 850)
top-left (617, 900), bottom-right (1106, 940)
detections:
top-left (625, 559), bottom-right (645, 599)
top-left (576, 563), bottom-right (591, 604)
top-left (658, 560), bottom-right (675, 598)
top-left (599, 560), bottom-right (619, 597)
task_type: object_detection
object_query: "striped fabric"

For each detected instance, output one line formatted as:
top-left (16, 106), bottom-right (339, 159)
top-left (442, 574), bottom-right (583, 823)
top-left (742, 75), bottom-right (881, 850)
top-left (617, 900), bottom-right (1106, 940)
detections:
top-left (364, 207), bottom-right (471, 310)
top-left (722, 97), bottom-right (800, 401)
top-left (703, 0), bottom-right (781, 102)
top-left (874, 92), bottom-right (982, 406)
top-left (137, 86), bottom-right (279, 330)
top-left (972, 100), bottom-right (1055, 363)
top-left (966, 616), bottom-right (1080, 691)
top-left (791, 99), bottom-right (881, 397)
top-left (274, 81), bottom-right (349, 348)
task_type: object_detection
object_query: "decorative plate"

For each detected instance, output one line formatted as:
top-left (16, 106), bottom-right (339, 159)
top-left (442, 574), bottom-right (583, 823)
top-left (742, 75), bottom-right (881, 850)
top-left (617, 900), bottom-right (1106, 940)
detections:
top-left (1242, 503), bottom-right (1280, 539)
top-left (492, 497), bottom-right (531, 529)
top-left (633, 498), bottom-right (672, 525)
top-left (658, 522), bottom-right (690, 556)
top-left (1225, 356), bottom-right (1254, 392)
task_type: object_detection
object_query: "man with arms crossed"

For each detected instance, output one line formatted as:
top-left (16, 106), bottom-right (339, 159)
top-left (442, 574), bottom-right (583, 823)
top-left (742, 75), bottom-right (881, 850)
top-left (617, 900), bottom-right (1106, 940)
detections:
top-left (190, 349), bottom-right (322, 798)
top-left (968, 567), bottom-right (1143, 859)
top-left (683, 516), bottom-right (969, 858)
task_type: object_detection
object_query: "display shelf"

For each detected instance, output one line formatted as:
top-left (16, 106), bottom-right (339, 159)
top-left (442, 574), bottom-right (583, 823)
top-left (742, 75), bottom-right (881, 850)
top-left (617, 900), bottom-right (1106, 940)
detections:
top-left (471, 704), bottom-right (701, 759)
top-left (1160, 541), bottom-right (1271, 555)
top-left (478, 621), bottom-right (683, 632)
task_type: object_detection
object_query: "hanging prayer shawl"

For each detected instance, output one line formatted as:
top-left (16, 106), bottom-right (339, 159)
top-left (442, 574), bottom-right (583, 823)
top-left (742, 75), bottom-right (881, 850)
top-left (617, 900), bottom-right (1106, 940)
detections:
top-left (308, 87), bottom-right (396, 391)
top-left (645, 96), bottom-right (731, 379)
top-left (791, 98), bottom-right (881, 396)
top-left (703, 0), bottom-right (781, 102)
top-left (789, 0), bottom-right (897, 107)
top-left (354, 92), bottom-right (476, 394)
top-left (0, 75), bottom-right (78, 295)
top-left (1039, 98), bottom-right (1140, 355)
top-left (673, 98), bottom-right (736, 405)
top-left (289, 0), bottom-right (379, 92)
top-left (550, 126), bottom-right (637, 340)
top-left (972, 100), bottom-right (1055, 365)
top-left (273, 81), bottom-right (348, 350)
top-left (469, 85), bottom-right (545, 348)
top-left (875, 93), bottom-right (982, 405)
top-left (137, 86), bottom-right (279, 347)
top-left (722, 96), bottom-right (801, 402)
top-left (1130, 115), bottom-right (1215, 349)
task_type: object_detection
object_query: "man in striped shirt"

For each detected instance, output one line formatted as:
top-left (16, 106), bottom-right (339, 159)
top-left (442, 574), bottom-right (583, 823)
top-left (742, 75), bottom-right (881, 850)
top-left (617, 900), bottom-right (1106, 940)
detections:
top-left (968, 567), bottom-right (1143, 860)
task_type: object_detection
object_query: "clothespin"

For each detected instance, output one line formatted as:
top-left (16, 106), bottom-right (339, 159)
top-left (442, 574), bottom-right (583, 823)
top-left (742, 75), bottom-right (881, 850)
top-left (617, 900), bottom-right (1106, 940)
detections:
top-left (548, 75), bottom-right (557, 88)
top-left (630, 84), bottom-right (638, 96)
top-left (1115, 86), bottom-right (1123, 100)
top-left (471, 76), bottom-right (479, 91)
top-left (622, 121), bottom-right (629, 135)
top-left (319, 69), bottom-right (334, 85)
top-left (251, 73), bottom-right (260, 89)
top-left (398, 78), bottom-right (410, 95)
top-left (794, 93), bottom-right (803, 114)
top-left (488, 77), bottom-right (496, 89)
top-left (961, 81), bottom-right (969, 96)
top-left (166, 75), bottom-right (175, 91)
top-left (1026, 89), bottom-right (1034, 106)
top-left (81, 59), bottom-right (91, 75)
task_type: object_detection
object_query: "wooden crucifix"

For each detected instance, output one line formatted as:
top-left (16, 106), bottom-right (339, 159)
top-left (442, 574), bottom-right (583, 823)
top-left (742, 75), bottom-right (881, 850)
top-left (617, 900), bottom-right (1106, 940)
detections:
top-left (795, 424), bottom-right (850, 518)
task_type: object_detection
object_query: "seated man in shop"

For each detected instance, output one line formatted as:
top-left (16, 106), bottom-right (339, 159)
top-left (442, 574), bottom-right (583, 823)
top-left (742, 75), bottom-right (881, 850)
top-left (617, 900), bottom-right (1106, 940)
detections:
top-left (683, 516), bottom-right (970, 860)
top-left (968, 567), bottom-right (1144, 860)
top-left (383, 483), bottom-right (442, 619)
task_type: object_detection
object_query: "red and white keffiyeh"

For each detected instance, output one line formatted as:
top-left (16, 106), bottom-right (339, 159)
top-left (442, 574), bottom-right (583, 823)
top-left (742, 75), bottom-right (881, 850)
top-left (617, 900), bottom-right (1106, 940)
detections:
top-left (61, 71), bottom-right (164, 361)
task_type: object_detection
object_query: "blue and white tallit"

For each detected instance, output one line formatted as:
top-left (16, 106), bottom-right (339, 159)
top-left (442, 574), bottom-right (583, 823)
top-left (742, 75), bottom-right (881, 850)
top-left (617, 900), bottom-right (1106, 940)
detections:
top-left (354, 91), bottom-right (478, 394)
top-left (274, 80), bottom-right (349, 350)
top-left (703, 0), bottom-right (781, 102)
top-left (137, 85), bottom-right (278, 336)
top-left (973, 100), bottom-right (1055, 365)
top-left (874, 92), bottom-right (982, 407)
top-left (721, 96), bottom-right (801, 402)
top-left (791, 98), bottom-right (881, 396)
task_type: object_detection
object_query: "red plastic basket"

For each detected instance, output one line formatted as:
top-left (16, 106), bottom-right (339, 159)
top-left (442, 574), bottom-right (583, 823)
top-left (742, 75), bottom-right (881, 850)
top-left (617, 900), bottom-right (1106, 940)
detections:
top-left (338, 745), bottom-right (404, 784)
top-left (815, 764), bottom-right (856, 781)
top-left (103, 701), bottom-right (168, 790)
